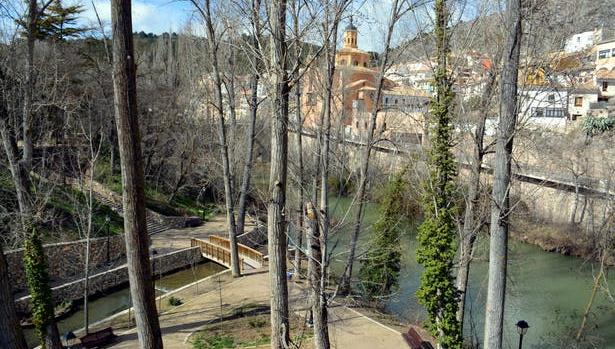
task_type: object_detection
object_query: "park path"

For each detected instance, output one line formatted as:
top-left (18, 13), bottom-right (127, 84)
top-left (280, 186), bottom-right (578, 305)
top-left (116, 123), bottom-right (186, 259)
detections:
top-left (105, 268), bottom-right (408, 349)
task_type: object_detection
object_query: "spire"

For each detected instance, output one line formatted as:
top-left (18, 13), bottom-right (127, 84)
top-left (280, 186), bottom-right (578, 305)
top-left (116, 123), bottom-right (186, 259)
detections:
top-left (346, 16), bottom-right (357, 31)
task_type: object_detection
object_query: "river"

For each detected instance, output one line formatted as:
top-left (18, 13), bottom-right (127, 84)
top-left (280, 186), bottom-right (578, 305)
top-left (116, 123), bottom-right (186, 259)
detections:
top-left (24, 261), bottom-right (225, 348)
top-left (328, 196), bottom-right (615, 349)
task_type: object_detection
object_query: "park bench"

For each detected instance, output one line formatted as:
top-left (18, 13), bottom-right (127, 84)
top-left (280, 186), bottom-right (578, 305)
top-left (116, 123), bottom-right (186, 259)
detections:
top-left (402, 327), bottom-right (434, 349)
top-left (80, 327), bottom-right (116, 348)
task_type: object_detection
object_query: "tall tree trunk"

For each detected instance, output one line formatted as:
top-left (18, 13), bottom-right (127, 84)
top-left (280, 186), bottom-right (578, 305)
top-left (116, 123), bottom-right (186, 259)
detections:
top-left (456, 61), bottom-right (498, 326)
top-left (0, 246), bottom-right (27, 349)
top-left (483, 1), bottom-right (522, 347)
top-left (236, 0), bottom-right (262, 240)
top-left (267, 1), bottom-right (291, 347)
top-left (291, 0), bottom-right (304, 277)
top-left (305, 202), bottom-right (330, 349)
top-left (110, 1), bottom-right (163, 347)
top-left (202, 0), bottom-right (241, 277)
top-left (338, 1), bottom-right (398, 294)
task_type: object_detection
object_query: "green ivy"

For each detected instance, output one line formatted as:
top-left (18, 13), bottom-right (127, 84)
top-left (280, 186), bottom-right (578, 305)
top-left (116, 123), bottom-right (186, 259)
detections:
top-left (359, 171), bottom-right (407, 299)
top-left (416, 0), bottom-right (463, 347)
top-left (24, 230), bottom-right (56, 347)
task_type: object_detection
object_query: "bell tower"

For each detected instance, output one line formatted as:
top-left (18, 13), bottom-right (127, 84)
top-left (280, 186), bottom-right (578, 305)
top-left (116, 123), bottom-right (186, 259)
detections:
top-left (343, 16), bottom-right (358, 49)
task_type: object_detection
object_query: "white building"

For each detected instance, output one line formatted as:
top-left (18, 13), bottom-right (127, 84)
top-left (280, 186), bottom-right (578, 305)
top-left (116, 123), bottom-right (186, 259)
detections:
top-left (518, 86), bottom-right (570, 128)
top-left (568, 85), bottom-right (599, 120)
top-left (564, 29), bottom-right (603, 53)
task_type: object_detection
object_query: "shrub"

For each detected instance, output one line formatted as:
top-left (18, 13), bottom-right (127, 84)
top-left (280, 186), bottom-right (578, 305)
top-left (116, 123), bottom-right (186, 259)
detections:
top-left (168, 296), bottom-right (183, 306)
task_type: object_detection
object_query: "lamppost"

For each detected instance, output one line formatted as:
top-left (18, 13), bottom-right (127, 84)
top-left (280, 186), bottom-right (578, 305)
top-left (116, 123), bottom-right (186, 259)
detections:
top-left (516, 320), bottom-right (530, 349)
top-left (105, 215), bottom-right (111, 265)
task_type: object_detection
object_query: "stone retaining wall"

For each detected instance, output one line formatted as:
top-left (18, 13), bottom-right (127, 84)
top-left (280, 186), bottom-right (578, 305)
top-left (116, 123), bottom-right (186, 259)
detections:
top-left (14, 247), bottom-right (203, 314)
top-left (5, 235), bottom-right (126, 294)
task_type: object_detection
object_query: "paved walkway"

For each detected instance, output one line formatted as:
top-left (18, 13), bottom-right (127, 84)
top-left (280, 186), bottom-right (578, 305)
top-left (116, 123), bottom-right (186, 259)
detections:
top-left (106, 269), bottom-right (408, 349)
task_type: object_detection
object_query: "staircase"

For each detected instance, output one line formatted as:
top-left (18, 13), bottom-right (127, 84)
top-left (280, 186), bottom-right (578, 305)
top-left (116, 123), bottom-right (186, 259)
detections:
top-left (87, 183), bottom-right (180, 235)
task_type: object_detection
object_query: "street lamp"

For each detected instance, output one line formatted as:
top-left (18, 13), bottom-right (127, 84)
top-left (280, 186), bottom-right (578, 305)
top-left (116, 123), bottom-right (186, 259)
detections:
top-left (516, 320), bottom-right (529, 349)
top-left (105, 215), bottom-right (111, 265)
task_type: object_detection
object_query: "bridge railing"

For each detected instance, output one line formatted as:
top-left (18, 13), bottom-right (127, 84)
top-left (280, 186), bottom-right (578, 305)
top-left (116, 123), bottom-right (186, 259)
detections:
top-left (208, 235), bottom-right (264, 267)
top-left (191, 238), bottom-right (246, 270)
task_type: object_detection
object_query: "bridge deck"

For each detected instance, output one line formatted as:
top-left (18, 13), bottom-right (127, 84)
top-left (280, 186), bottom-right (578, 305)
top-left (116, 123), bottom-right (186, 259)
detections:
top-left (191, 236), bottom-right (264, 270)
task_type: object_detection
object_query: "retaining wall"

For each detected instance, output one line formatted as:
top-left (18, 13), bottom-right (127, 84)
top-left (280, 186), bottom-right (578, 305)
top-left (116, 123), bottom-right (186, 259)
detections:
top-left (5, 235), bottom-right (126, 294)
top-left (14, 247), bottom-right (202, 314)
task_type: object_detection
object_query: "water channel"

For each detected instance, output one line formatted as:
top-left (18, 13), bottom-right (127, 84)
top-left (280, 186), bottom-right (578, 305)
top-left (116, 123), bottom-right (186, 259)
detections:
top-left (24, 261), bottom-right (225, 348)
top-left (328, 196), bottom-right (615, 349)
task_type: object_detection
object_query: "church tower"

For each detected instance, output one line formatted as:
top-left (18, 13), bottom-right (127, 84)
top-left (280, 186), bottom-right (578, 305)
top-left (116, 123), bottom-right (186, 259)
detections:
top-left (343, 17), bottom-right (358, 49)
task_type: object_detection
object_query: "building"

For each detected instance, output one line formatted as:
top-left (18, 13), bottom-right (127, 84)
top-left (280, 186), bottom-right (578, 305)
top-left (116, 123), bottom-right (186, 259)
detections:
top-left (302, 19), bottom-right (429, 145)
top-left (518, 85), bottom-right (570, 128)
top-left (564, 29), bottom-right (603, 53)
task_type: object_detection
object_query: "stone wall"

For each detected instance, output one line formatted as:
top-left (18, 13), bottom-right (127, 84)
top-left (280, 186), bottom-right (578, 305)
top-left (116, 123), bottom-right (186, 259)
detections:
top-left (5, 235), bottom-right (126, 294)
top-left (14, 247), bottom-right (203, 314)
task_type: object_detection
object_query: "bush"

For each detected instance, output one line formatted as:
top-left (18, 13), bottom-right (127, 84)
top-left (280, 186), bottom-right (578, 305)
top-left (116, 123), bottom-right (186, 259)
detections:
top-left (192, 334), bottom-right (235, 349)
top-left (248, 318), bottom-right (266, 328)
top-left (168, 296), bottom-right (183, 306)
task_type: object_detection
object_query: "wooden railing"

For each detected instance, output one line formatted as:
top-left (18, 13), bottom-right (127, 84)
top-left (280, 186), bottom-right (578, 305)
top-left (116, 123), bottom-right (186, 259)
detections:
top-left (191, 239), bottom-right (244, 270)
top-left (208, 235), bottom-right (264, 267)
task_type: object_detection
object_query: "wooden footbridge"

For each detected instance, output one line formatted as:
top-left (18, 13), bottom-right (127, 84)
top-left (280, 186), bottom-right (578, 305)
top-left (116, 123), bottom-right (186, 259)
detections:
top-left (191, 236), bottom-right (264, 270)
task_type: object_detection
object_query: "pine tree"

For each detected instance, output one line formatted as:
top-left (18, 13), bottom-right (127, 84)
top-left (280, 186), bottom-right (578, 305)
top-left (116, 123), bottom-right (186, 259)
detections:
top-left (359, 171), bottom-right (407, 300)
top-left (17, 0), bottom-right (86, 41)
top-left (416, 0), bottom-right (463, 347)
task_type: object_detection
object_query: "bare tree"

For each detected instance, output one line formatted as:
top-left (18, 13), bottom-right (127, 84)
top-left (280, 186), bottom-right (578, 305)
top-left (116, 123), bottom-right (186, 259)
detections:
top-left (266, 0), bottom-right (292, 346)
top-left (338, 0), bottom-right (410, 295)
top-left (483, 0), bottom-right (522, 347)
top-left (110, 0), bottom-right (163, 347)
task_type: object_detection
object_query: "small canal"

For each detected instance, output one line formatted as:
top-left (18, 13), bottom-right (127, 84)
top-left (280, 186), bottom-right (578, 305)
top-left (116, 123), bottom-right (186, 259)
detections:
top-left (24, 261), bottom-right (225, 348)
top-left (328, 196), bottom-right (615, 349)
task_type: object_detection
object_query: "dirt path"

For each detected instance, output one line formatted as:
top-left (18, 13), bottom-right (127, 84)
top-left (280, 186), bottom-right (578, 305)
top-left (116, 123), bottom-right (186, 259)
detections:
top-left (105, 268), bottom-right (408, 349)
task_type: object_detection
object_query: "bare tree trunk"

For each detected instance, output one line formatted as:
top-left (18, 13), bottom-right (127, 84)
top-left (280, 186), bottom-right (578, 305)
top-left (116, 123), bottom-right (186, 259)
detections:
top-left (576, 251), bottom-right (607, 340)
top-left (236, 0), bottom-right (262, 240)
top-left (338, 1), bottom-right (400, 294)
top-left (291, 0), bottom-right (304, 277)
top-left (110, 1), bottom-right (163, 347)
top-left (267, 1), bottom-right (291, 347)
top-left (0, 246), bottom-right (27, 349)
top-left (456, 62), bottom-right (498, 326)
top-left (305, 202), bottom-right (330, 349)
top-left (483, 1), bottom-right (522, 347)
top-left (201, 0), bottom-right (241, 277)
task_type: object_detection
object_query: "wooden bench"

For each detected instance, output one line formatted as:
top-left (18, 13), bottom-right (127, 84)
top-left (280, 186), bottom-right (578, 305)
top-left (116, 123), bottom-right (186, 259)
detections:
top-left (401, 327), bottom-right (434, 349)
top-left (80, 327), bottom-right (116, 348)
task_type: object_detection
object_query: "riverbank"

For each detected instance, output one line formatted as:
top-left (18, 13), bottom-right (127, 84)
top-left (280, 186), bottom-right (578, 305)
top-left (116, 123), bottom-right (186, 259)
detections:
top-left (511, 217), bottom-right (615, 266)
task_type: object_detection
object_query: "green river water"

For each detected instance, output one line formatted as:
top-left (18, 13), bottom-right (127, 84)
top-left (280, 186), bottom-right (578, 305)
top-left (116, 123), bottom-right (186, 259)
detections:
top-left (24, 262), bottom-right (225, 348)
top-left (328, 196), bottom-right (615, 349)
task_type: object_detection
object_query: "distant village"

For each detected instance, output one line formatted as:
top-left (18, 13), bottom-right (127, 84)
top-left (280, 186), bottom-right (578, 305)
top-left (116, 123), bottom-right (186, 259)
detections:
top-left (279, 25), bottom-right (615, 145)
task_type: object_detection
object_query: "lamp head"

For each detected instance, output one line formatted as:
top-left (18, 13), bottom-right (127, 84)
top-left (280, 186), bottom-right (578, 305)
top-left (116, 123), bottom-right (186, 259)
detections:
top-left (516, 320), bottom-right (529, 335)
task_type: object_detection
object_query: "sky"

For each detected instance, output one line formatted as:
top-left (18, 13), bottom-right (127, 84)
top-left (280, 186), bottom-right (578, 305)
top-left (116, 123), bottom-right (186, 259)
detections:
top-left (1, 0), bottom-right (486, 52)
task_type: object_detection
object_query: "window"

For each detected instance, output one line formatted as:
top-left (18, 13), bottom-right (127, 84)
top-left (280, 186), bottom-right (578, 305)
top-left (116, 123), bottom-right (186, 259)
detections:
top-left (340, 59), bottom-right (346, 65)
top-left (533, 108), bottom-right (544, 118)
top-left (613, 49), bottom-right (615, 57)
top-left (599, 50), bottom-right (610, 59)
top-left (363, 62), bottom-right (367, 67)
top-left (353, 61), bottom-right (358, 66)
top-left (384, 97), bottom-right (389, 104)
top-left (603, 81), bottom-right (609, 92)
top-left (545, 108), bottom-right (565, 118)
top-left (575, 96), bottom-right (583, 107)
top-left (547, 94), bottom-right (555, 102)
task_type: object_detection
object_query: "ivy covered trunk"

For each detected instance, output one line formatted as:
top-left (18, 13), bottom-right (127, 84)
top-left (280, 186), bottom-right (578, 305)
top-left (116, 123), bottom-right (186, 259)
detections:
top-left (24, 233), bottom-right (62, 349)
top-left (416, 0), bottom-right (463, 348)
